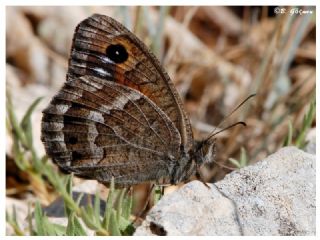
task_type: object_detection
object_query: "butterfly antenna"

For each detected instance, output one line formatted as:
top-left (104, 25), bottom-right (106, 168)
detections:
top-left (205, 93), bottom-right (256, 142)
top-left (207, 121), bottom-right (246, 140)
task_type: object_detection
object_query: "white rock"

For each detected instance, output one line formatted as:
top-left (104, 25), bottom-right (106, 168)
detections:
top-left (134, 147), bottom-right (315, 236)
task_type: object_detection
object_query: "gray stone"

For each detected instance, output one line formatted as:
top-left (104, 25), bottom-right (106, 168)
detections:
top-left (134, 147), bottom-right (315, 236)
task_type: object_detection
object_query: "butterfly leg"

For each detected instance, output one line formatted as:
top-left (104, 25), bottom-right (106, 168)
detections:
top-left (132, 183), bottom-right (155, 223)
top-left (195, 167), bottom-right (210, 189)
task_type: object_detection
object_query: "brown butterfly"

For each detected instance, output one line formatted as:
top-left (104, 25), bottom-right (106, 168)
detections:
top-left (41, 14), bottom-right (217, 187)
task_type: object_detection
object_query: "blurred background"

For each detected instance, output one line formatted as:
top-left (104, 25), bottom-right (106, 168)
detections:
top-left (6, 6), bottom-right (316, 235)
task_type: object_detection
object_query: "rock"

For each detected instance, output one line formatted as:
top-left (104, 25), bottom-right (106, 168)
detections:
top-left (135, 182), bottom-right (243, 235)
top-left (134, 147), bottom-right (315, 236)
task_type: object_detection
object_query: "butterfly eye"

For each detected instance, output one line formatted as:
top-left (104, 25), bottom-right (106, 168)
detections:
top-left (105, 44), bottom-right (129, 63)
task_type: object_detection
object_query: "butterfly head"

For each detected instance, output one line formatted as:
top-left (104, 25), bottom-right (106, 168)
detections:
top-left (193, 138), bottom-right (216, 167)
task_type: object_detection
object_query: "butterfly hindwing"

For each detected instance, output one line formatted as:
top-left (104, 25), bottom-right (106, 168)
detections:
top-left (41, 75), bottom-right (181, 185)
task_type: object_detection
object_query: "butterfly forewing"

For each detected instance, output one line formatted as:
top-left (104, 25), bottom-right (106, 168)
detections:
top-left (69, 14), bottom-right (193, 150)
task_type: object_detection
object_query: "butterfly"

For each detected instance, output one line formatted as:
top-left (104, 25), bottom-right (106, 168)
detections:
top-left (41, 14), bottom-right (217, 187)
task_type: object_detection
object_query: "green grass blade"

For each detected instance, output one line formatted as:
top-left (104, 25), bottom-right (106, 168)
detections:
top-left (6, 92), bottom-right (28, 147)
top-left (283, 120), bottom-right (293, 146)
top-left (20, 97), bottom-right (43, 130)
top-left (34, 201), bottom-right (45, 235)
top-left (239, 147), bottom-right (248, 168)
top-left (295, 97), bottom-right (315, 148)
top-left (11, 137), bottom-right (28, 170)
top-left (42, 217), bottom-right (59, 236)
top-left (79, 206), bottom-right (99, 231)
top-left (20, 97), bottom-right (43, 148)
top-left (6, 209), bottom-right (25, 236)
top-left (50, 223), bottom-right (66, 236)
top-left (103, 177), bottom-right (115, 230)
top-left (94, 190), bottom-right (101, 222)
top-left (109, 209), bottom-right (121, 236)
top-left (72, 214), bottom-right (87, 236)
top-left (122, 190), bottom-right (133, 220)
top-left (228, 158), bottom-right (241, 169)
top-left (66, 212), bottom-right (75, 236)
top-left (27, 202), bottom-right (35, 235)
top-left (116, 188), bottom-right (126, 223)
top-left (118, 216), bottom-right (134, 235)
